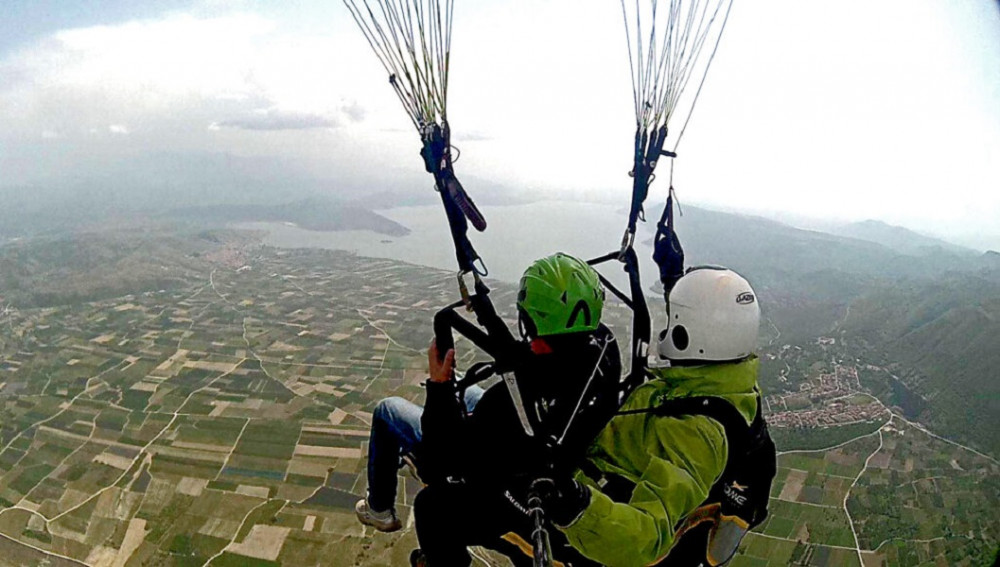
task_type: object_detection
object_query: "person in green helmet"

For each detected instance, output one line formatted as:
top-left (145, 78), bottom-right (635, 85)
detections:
top-left (409, 253), bottom-right (622, 566)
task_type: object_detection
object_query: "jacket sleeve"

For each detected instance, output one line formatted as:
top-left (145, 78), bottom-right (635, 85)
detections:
top-left (561, 415), bottom-right (729, 567)
top-left (419, 380), bottom-right (467, 484)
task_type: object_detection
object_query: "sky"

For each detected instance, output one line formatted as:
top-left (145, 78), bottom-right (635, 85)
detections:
top-left (1, 0), bottom-right (998, 249)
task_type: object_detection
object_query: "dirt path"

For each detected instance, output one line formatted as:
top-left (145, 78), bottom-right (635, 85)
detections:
top-left (111, 518), bottom-right (148, 567)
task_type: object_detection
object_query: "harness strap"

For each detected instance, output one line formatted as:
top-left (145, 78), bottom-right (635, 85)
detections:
top-left (619, 248), bottom-right (650, 399)
top-left (436, 168), bottom-right (481, 274)
top-left (586, 250), bottom-right (650, 403)
top-left (620, 396), bottom-right (750, 444)
top-left (625, 124), bottom-right (670, 237)
top-left (421, 122), bottom-right (486, 275)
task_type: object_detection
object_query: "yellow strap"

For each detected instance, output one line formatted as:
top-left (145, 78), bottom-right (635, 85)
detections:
top-left (500, 533), bottom-right (565, 567)
top-left (645, 503), bottom-right (722, 566)
top-left (672, 502), bottom-right (721, 540)
top-left (717, 514), bottom-right (749, 530)
top-left (705, 515), bottom-right (750, 566)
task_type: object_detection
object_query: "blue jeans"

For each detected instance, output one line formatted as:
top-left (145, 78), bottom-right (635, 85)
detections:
top-left (366, 385), bottom-right (484, 512)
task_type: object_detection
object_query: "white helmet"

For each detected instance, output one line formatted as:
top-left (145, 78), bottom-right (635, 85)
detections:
top-left (657, 266), bottom-right (760, 362)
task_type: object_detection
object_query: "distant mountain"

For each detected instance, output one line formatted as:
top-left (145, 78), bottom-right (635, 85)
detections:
top-left (165, 198), bottom-right (410, 237)
top-left (637, 206), bottom-right (1000, 456)
top-left (829, 219), bottom-right (972, 256)
top-left (840, 268), bottom-right (1000, 456)
top-left (644, 206), bottom-right (990, 342)
top-left (661, 207), bottom-right (984, 280)
top-left (0, 152), bottom-right (532, 240)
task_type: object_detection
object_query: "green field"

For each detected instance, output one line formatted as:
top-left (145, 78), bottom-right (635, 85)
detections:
top-left (1, 242), bottom-right (996, 567)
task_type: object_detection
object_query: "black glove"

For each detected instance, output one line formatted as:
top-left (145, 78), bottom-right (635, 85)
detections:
top-left (529, 476), bottom-right (591, 527)
top-left (652, 194), bottom-right (684, 294)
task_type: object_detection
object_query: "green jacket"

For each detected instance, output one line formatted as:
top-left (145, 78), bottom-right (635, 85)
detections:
top-left (562, 357), bottom-right (760, 567)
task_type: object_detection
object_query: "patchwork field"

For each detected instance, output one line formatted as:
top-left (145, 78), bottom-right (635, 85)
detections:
top-left (1, 244), bottom-right (996, 566)
top-left (0, 249), bottom-right (509, 566)
top-left (732, 419), bottom-right (999, 566)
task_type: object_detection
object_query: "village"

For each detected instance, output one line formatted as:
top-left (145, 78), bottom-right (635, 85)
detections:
top-left (764, 344), bottom-right (890, 429)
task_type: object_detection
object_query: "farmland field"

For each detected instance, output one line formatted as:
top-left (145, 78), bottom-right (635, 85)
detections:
top-left (1, 240), bottom-right (997, 566)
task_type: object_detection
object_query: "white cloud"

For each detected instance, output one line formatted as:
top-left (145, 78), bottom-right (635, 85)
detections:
top-left (0, 9), bottom-right (393, 188)
top-left (213, 107), bottom-right (336, 131)
top-left (0, 13), bottom-right (374, 140)
top-left (0, 0), bottom-right (996, 245)
top-left (341, 100), bottom-right (365, 123)
top-left (49, 14), bottom-right (273, 97)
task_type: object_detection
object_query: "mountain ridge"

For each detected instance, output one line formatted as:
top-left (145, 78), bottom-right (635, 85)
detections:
top-left (830, 219), bottom-right (973, 256)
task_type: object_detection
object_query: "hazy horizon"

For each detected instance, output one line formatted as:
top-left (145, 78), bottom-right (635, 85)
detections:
top-left (3, 176), bottom-right (996, 253)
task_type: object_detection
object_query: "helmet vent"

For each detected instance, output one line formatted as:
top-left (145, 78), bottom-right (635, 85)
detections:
top-left (560, 291), bottom-right (568, 304)
top-left (567, 300), bottom-right (592, 329)
top-left (672, 325), bottom-right (689, 351)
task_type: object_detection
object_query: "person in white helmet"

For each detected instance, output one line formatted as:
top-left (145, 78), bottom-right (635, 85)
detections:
top-left (524, 220), bottom-right (776, 567)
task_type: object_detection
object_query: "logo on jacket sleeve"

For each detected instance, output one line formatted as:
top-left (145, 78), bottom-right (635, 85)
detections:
top-left (723, 481), bottom-right (749, 507)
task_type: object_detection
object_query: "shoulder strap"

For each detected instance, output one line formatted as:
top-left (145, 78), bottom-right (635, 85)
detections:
top-left (618, 395), bottom-right (760, 476)
top-left (619, 395), bottom-right (750, 433)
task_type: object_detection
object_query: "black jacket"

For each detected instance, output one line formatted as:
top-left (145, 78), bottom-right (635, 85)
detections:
top-left (420, 324), bottom-right (622, 493)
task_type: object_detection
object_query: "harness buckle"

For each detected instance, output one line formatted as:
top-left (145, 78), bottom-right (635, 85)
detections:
top-left (619, 229), bottom-right (635, 259)
top-left (457, 270), bottom-right (474, 311)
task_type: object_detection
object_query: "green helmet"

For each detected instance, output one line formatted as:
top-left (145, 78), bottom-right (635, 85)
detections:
top-left (517, 253), bottom-right (604, 337)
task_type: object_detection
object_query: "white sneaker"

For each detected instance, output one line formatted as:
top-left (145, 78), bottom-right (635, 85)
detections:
top-left (355, 498), bottom-right (402, 532)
